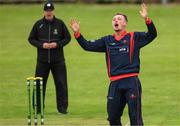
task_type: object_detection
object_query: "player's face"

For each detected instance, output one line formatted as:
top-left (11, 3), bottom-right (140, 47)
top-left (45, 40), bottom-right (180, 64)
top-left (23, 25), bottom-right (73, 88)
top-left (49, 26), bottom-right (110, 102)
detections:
top-left (44, 10), bottom-right (54, 21)
top-left (112, 15), bottom-right (127, 32)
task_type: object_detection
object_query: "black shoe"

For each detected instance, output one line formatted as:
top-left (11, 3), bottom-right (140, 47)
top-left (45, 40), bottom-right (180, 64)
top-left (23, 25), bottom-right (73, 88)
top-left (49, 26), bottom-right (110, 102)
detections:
top-left (58, 108), bottom-right (68, 114)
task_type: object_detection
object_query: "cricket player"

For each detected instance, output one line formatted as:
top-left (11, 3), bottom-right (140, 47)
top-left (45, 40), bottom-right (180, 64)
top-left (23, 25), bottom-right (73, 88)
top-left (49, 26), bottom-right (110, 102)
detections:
top-left (70, 3), bottom-right (157, 126)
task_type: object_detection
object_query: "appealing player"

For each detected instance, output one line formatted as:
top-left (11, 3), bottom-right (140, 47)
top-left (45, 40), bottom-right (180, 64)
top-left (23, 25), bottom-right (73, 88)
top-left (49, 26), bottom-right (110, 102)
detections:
top-left (70, 3), bottom-right (157, 126)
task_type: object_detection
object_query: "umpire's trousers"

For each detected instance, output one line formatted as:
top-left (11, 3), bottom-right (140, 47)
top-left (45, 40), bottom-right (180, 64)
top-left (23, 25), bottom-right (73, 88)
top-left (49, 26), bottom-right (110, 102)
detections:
top-left (107, 76), bottom-right (143, 126)
top-left (33, 61), bottom-right (68, 113)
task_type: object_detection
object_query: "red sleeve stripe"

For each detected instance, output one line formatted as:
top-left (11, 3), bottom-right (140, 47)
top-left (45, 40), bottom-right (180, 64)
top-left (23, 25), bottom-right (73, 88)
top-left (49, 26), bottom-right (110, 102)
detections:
top-left (74, 32), bottom-right (81, 38)
top-left (145, 17), bottom-right (152, 25)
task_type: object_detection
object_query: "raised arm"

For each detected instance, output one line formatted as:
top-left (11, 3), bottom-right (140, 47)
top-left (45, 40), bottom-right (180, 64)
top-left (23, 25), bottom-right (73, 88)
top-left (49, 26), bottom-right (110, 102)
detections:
top-left (135, 3), bottom-right (157, 48)
top-left (70, 19), bottom-right (106, 52)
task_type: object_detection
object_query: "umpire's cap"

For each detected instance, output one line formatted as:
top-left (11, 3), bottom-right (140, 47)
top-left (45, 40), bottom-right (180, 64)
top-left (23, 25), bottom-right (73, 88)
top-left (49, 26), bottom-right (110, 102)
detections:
top-left (44, 2), bottom-right (54, 11)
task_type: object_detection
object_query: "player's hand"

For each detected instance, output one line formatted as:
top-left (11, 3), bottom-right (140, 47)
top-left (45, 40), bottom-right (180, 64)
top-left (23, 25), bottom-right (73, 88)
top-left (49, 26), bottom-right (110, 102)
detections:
top-left (139, 3), bottom-right (148, 20)
top-left (70, 19), bottom-right (80, 33)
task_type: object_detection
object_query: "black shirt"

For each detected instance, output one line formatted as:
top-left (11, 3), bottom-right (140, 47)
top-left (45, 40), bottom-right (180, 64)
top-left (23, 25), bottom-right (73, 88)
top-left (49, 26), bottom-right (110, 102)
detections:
top-left (28, 16), bottom-right (71, 63)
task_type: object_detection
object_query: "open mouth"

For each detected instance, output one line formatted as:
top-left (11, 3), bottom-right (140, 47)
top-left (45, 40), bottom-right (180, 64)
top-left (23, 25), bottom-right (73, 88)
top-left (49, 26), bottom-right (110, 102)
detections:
top-left (114, 23), bottom-right (119, 28)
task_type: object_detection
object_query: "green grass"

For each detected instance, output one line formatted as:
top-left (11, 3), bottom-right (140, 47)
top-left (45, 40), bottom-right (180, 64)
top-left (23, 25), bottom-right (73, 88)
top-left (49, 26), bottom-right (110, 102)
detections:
top-left (0, 3), bottom-right (180, 125)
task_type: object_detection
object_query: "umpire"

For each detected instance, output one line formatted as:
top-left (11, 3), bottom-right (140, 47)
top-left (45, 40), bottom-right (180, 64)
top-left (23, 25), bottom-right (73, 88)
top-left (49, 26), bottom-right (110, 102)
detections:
top-left (28, 1), bottom-right (71, 114)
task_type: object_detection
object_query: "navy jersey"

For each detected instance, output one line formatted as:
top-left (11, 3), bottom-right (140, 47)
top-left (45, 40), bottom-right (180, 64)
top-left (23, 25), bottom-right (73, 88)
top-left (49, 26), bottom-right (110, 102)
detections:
top-left (75, 20), bottom-right (157, 81)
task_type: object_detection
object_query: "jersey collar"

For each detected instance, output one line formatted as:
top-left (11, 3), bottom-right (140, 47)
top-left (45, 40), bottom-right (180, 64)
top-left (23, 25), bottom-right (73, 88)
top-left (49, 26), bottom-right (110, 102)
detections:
top-left (113, 30), bottom-right (127, 41)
